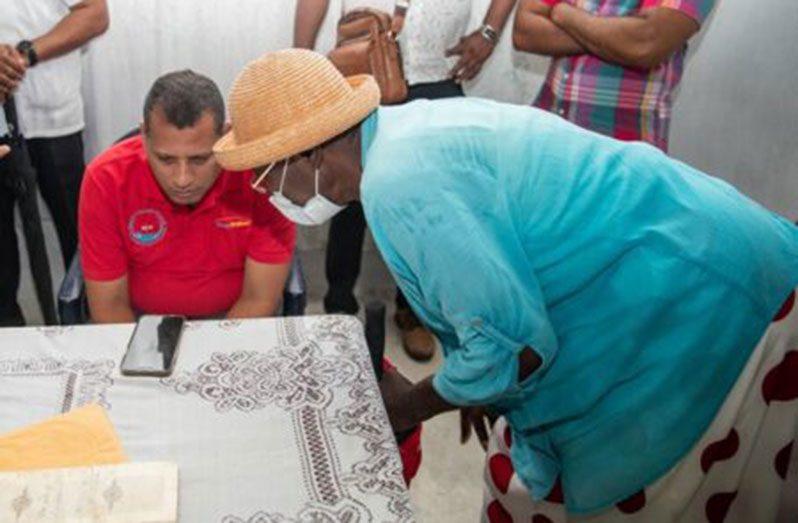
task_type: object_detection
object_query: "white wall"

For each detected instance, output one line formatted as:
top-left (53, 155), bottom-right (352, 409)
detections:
top-left (670, 0), bottom-right (798, 220)
top-left (82, 0), bottom-right (298, 157)
top-left (82, 0), bottom-right (797, 221)
top-left (81, 0), bottom-right (548, 159)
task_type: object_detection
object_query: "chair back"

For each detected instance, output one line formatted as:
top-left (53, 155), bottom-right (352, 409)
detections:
top-left (57, 253), bottom-right (88, 325)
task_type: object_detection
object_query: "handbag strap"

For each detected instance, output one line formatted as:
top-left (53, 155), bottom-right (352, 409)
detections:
top-left (391, 0), bottom-right (409, 36)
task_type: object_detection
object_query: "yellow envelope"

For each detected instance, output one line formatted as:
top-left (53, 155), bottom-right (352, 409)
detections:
top-left (0, 404), bottom-right (127, 472)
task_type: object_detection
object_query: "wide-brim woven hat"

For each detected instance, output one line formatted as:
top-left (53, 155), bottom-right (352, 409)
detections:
top-left (214, 49), bottom-right (380, 171)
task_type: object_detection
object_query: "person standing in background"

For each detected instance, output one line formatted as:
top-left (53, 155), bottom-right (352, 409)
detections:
top-left (513, 0), bottom-right (714, 151)
top-left (0, 0), bottom-right (109, 326)
top-left (294, 0), bottom-right (517, 361)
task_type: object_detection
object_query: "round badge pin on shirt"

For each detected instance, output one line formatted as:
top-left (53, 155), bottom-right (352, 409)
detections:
top-left (128, 209), bottom-right (167, 246)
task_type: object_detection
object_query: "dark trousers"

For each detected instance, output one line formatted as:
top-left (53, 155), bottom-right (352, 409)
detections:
top-left (0, 132), bottom-right (84, 326)
top-left (324, 80), bottom-right (465, 314)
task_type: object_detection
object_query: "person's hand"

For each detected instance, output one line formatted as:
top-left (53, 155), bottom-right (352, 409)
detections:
top-left (379, 367), bottom-right (418, 434)
top-left (446, 31), bottom-right (496, 83)
top-left (460, 406), bottom-right (497, 450)
top-left (0, 145), bottom-right (10, 160)
top-left (549, 1), bottom-right (571, 24)
top-left (0, 44), bottom-right (26, 98)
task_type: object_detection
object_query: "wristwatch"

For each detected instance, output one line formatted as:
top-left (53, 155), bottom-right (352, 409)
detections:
top-left (16, 40), bottom-right (38, 67)
top-left (479, 23), bottom-right (499, 45)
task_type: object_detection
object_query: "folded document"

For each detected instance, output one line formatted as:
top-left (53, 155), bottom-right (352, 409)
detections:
top-left (0, 404), bottom-right (126, 471)
top-left (0, 461), bottom-right (178, 523)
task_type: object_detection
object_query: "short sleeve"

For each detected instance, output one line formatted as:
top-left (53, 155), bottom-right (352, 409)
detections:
top-left (428, 227), bottom-right (559, 406)
top-left (366, 161), bottom-right (559, 408)
top-left (247, 196), bottom-right (296, 264)
top-left (640, 0), bottom-right (715, 25)
top-left (79, 167), bottom-right (127, 281)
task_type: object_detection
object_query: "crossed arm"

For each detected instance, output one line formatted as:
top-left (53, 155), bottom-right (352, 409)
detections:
top-left (513, 0), bottom-right (700, 69)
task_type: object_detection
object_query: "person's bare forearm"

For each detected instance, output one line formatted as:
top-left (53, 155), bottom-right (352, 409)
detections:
top-left (89, 302), bottom-right (135, 324)
top-left (32, 0), bottom-right (109, 63)
top-left (227, 258), bottom-right (290, 319)
top-left (225, 297), bottom-right (280, 319)
top-left (86, 277), bottom-right (135, 324)
top-left (551, 4), bottom-right (697, 68)
top-left (391, 375), bottom-right (457, 432)
top-left (513, 5), bottom-right (586, 56)
top-left (483, 0), bottom-right (518, 34)
top-left (294, 0), bottom-right (330, 49)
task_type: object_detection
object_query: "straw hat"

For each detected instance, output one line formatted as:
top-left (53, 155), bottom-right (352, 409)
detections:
top-left (213, 49), bottom-right (380, 171)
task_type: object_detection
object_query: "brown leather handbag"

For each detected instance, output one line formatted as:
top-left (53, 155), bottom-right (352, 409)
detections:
top-left (328, 8), bottom-right (408, 105)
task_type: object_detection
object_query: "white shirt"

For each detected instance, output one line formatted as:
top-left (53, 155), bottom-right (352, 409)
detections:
top-left (341, 0), bottom-right (473, 85)
top-left (342, 0), bottom-right (395, 12)
top-left (0, 0), bottom-right (85, 139)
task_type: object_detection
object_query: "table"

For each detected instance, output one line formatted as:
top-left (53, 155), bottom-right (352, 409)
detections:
top-left (0, 316), bottom-right (414, 522)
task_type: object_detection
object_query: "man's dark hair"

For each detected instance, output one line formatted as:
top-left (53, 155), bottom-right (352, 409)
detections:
top-left (143, 70), bottom-right (225, 135)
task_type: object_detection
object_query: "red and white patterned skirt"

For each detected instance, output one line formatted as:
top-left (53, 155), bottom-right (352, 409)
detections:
top-left (483, 289), bottom-right (798, 523)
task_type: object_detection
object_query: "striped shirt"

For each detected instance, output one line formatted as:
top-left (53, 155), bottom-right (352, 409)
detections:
top-left (534, 0), bottom-right (715, 151)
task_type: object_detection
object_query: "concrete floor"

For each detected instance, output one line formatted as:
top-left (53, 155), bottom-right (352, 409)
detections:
top-left (14, 216), bottom-right (486, 521)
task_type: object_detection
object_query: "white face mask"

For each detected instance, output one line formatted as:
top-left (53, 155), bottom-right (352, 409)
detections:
top-left (268, 159), bottom-right (345, 226)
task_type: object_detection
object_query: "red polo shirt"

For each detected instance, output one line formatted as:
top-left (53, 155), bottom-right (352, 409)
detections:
top-left (79, 136), bottom-right (296, 317)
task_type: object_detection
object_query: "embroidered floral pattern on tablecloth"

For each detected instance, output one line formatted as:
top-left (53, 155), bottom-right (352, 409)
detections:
top-left (169, 316), bottom-right (413, 522)
top-left (0, 357), bottom-right (114, 411)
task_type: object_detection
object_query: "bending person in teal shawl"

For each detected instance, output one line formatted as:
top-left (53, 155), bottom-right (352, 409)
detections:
top-left (215, 50), bottom-right (798, 516)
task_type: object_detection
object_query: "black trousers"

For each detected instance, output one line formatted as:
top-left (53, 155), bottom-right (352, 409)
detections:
top-left (0, 131), bottom-right (84, 326)
top-left (324, 80), bottom-right (464, 314)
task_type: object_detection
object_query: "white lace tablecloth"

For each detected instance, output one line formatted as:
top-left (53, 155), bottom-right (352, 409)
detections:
top-left (0, 316), bottom-right (414, 522)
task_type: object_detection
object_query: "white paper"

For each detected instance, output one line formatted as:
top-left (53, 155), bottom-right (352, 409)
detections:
top-left (0, 462), bottom-right (178, 523)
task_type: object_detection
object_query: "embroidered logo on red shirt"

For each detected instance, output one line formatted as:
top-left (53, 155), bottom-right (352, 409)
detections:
top-left (215, 216), bottom-right (252, 230)
top-left (128, 209), bottom-right (167, 246)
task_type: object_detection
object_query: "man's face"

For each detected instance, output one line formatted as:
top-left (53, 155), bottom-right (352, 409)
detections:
top-left (143, 107), bottom-right (221, 206)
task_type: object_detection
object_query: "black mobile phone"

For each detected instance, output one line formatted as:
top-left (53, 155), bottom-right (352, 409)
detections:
top-left (120, 315), bottom-right (185, 377)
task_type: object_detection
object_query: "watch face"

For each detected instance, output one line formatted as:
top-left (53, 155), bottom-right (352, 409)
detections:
top-left (17, 41), bottom-right (37, 66)
top-left (480, 26), bottom-right (498, 44)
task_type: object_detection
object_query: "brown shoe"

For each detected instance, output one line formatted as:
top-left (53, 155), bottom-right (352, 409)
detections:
top-left (395, 308), bottom-right (436, 361)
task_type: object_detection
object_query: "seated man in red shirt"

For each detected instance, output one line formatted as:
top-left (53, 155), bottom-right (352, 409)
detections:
top-left (79, 71), bottom-right (296, 323)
